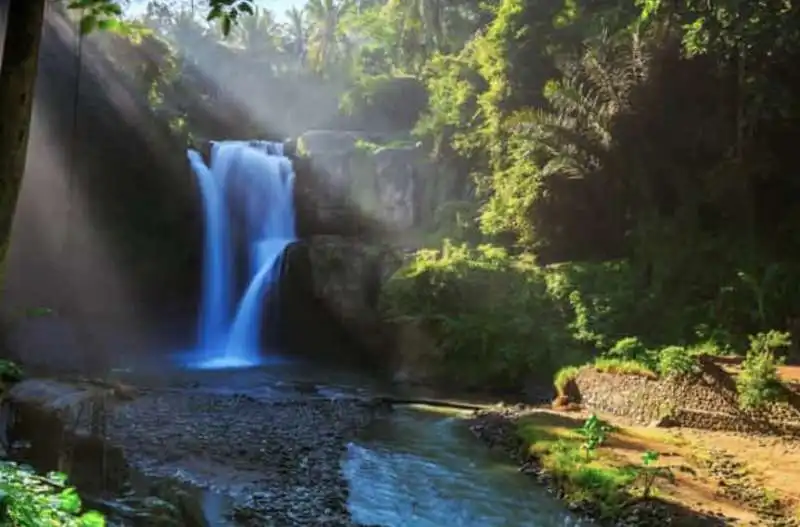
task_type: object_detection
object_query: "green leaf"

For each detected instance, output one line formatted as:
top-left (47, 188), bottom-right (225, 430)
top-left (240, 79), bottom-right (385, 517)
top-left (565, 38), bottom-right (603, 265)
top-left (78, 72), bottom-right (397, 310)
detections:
top-left (96, 18), bottom-right (121, 32)
top-left (79, 15), bottom-right (98, 35)
top-left (59, 487), bottom-right (82, 513)
top-left (207, 7), bottom-right (223, 21)
top-left (642, 450), bottom-right (659, 465)
top-left (80, 510), bottom-right (106, 527)
top-left (221, 15), bottom-right (232, 36)
top-left (100, 2), bottom-right (123, 16)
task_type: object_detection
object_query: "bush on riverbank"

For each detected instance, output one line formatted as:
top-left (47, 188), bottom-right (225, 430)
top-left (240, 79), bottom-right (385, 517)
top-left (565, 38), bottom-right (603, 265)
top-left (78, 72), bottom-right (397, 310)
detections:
top-left (515, 413), bottom-right (673, 519)
top-left (382, 241), bottom-right (744, 390)
top-left (736, 331), bottom-right (790, 410)
top-left (381, 241), bottom-right (697, 388)
top-left (0, 464), bottom-right (105, 526)
top-left (381, 241), bottom-right (580, 389)
top-left (0, 360), bottom-right (105, 526)
top-left (382, 240), bottom-right (800, 397)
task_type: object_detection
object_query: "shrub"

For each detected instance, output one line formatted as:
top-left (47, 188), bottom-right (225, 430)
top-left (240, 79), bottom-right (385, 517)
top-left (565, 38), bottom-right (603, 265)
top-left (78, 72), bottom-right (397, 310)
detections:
top-left (0, 463), bottom-right (104, 526)
top-left (381, 241), bottom-right (582, 388)
top-left (576, 414), bottom-right (612, 460)
top-left (0, 359), bottom-right (23, 382)
top-left (592, 358), bottom-right (658, 379)
top-left (554, 366), bottom-right (582, 396)
top-left (606, 337), bottom-right (655, 367)
top-left (736, 331), bottom-right (789, 410)
top-left (657, 346), bottom-right (699, 378)
top-left (544, 262), bottom-right (641, 351)
top-left (631, 451), bottom-right (676, 500)
top-left (749, 330), bottom-right (792, 356)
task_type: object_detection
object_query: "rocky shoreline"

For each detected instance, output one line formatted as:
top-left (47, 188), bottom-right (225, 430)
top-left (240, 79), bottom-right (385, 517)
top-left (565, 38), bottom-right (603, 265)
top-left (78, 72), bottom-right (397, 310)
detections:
top-left (7, 379), bottom-right (389, 526)
top-left (466, 408), bottom-right (731, 527)
top-left (16, 374), bottom-right (797, 526)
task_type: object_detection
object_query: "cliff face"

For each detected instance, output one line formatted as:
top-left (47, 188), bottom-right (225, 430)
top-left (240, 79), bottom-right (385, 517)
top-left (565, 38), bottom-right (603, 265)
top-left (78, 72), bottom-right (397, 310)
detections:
top-left (0, 8), bottom-right (438, 375)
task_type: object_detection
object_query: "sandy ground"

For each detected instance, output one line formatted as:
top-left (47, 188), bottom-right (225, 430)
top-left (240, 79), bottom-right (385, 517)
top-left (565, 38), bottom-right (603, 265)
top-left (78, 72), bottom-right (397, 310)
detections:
top-left (519, 409), bottom-right (800, 525)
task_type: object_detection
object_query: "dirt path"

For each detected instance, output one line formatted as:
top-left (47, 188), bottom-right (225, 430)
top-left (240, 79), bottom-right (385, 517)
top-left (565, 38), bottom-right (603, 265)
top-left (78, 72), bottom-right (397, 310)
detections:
top-left (679, 429), bottom-right (800, 518)
top-left (493, 408), bottom-right (800, 526)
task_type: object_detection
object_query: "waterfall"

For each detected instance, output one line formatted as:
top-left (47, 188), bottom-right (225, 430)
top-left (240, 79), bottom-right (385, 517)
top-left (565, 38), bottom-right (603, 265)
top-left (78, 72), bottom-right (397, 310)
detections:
top-left (184, 140), bottom-right (296, 369)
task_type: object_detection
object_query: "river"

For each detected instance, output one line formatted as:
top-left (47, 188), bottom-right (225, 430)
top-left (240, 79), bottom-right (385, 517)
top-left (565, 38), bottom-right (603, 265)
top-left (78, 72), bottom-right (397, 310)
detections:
top-left (12, 359), bottom-right (583, 526)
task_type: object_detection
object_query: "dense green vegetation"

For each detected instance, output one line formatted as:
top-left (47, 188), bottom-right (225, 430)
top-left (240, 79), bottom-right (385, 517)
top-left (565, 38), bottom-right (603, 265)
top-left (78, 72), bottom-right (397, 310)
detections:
top-left (60, 0), bottom-right (800, 392)
top-left (376, 0), bottom-right (800, 392)
top-left (0, 466), bottom-right (105, 526)
top-left (3, 0), bottom-right (799, 523)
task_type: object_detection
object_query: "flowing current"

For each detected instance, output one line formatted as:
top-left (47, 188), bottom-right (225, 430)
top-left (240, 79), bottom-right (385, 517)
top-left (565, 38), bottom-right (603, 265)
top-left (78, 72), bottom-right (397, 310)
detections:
top-left (186, 140), bottom-right (295, 369)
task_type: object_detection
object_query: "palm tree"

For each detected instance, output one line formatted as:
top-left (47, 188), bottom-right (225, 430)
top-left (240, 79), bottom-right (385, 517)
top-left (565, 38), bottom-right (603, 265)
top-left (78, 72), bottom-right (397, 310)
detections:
top-left (305, 0), bottom-right (355, 73)
top-left (383, 0), bottom-right (447, 55)
top-left (284, 7), bottom-right (307, 61)
top-left (513, 31), bottom-right (648, 182)
top-left (234, 7), bottom-right (280, 55)
top-left (483, 31), bottom-right (650, 247)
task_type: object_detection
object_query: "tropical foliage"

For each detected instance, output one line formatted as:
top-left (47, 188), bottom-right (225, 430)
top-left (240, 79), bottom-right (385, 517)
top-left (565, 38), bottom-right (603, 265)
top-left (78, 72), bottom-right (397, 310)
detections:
top-left (47, 0), bottom-right (800, 388)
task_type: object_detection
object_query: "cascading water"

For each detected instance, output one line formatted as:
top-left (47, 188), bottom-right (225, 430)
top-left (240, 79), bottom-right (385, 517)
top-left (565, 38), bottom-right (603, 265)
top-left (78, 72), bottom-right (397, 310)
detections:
top-left (184, 140), bottom-right (296, 369)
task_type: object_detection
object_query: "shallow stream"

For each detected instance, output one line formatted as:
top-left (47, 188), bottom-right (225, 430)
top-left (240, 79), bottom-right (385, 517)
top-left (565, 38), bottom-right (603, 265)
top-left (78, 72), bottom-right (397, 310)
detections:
top-left (16, 359), bottom-right (582, 526)
top-left (165, 360), bottom-right (579, 526)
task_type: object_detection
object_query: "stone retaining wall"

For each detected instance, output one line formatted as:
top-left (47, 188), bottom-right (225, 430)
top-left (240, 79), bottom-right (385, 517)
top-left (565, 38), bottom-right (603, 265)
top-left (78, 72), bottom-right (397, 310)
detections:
top-left (573, 365), bottom-right (800, 436)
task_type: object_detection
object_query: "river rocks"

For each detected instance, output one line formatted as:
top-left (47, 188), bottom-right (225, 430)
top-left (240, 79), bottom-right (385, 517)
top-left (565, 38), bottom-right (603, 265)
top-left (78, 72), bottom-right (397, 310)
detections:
top-left (7, 378), bottom-right (381, 526)
top-left (107, 393), bottom-right (374, 525)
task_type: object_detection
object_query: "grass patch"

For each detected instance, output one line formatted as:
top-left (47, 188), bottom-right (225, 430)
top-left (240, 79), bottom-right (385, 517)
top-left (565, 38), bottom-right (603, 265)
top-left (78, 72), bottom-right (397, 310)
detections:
top-left (554, 366), bottom-right (582, 396)
top-left (592, 358), bottom-right (657, 379)
top-left (614, 426), bottom-right (687, 448)
top-left (552, 359), bottom-right (656, 396)
top-left (406, 404), bottom-right (476, 418)
top-left (516, 413), bottom-right (637, 517)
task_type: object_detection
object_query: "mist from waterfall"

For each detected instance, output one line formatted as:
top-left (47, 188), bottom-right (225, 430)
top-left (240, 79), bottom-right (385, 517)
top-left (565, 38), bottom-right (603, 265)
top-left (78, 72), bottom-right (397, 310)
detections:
top-left (185, 140), bottom-right (296, 369)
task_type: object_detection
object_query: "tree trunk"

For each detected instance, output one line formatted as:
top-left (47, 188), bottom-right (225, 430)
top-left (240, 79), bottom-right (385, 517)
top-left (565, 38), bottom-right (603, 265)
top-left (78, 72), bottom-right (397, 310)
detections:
top-left (0, 0), bottom-right (47, 263)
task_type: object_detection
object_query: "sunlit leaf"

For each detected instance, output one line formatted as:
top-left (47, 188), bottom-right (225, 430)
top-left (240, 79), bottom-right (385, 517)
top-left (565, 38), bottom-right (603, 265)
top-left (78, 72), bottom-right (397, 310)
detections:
top-left (80, 510), bottom-right (107, 527)
top-left (59, 488), bottom-right (82, 513)
top-left (96, 18), bottom-right (121, 32)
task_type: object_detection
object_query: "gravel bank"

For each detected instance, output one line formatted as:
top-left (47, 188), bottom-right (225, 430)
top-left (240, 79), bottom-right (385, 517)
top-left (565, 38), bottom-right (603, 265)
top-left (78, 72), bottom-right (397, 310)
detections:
top-left (9, 379), bottom-right (386, 526)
